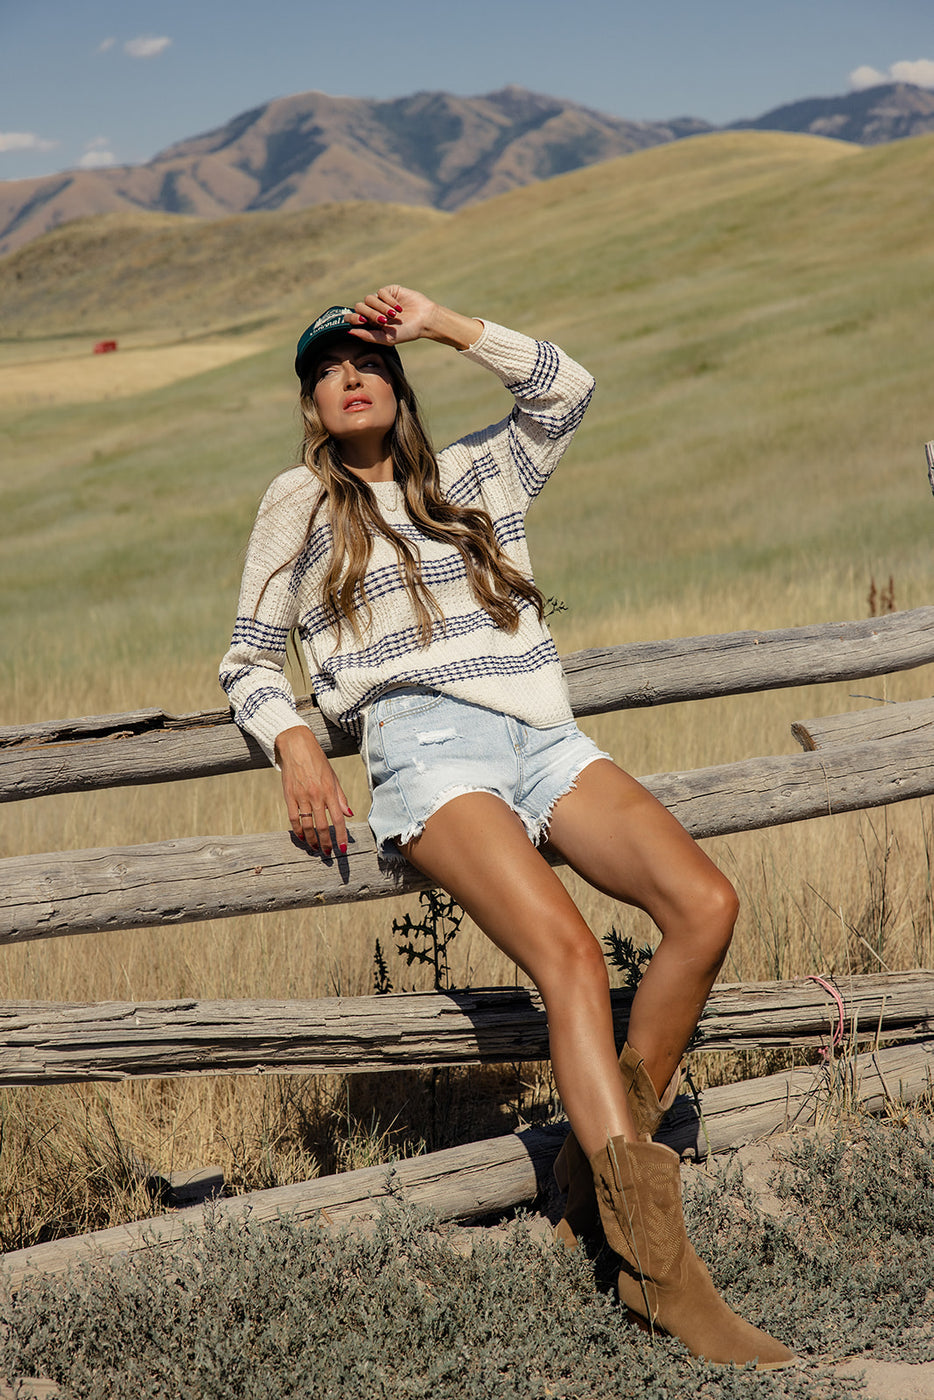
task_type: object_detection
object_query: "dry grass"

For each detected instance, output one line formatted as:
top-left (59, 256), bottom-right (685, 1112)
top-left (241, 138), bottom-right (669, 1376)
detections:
top-left (0, 202), bottom-right (447, 337)
top-left (2, 587), bottom-right (933, 1248)
top-left (0, 337), bottom-right (273, 409)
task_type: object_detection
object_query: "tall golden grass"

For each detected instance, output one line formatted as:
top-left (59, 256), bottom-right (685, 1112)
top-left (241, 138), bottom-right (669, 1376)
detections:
top-left (3, 583), bottom-right (933, 1250)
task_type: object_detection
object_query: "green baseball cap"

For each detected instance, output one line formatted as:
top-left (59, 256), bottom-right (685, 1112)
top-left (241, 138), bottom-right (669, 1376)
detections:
top-left (294, 305), bottom-right (403, 382)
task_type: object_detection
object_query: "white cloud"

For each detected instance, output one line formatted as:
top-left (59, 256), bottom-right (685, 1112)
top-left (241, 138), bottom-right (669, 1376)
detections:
top-left (79, 150), bottom-right (116, 169)
top-left (890, 58), bottom-right (934, 88)
top-left (79, 138), bottom-right (116, 169)
top-left (98, 37), bottom-right (116, 53)
top-left (850, 59), bottom-right (934, 91)
top-left (0, 131), bottom-right (58, 153)
top-left (849, 65), bottom-right (887, 91)
top-left (124, 35), bottom-right (171, 59)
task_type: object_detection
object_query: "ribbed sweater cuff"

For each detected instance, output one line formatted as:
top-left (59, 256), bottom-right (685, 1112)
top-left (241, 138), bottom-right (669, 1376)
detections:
top-left (248, 703), bottom-right (311, 769)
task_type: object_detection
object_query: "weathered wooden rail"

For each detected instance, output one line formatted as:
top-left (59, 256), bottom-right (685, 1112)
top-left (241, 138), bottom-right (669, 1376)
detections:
top-left (0, 972), bottom-right (931, 1085)
top-left (3, 728), bottom-right (934, 942)
top-left (793, 694), bottom-right (934, 750)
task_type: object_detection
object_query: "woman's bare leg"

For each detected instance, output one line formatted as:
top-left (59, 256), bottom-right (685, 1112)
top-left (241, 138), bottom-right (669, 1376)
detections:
top-left (545, 758), bottom-right (739, 1097)
top-left (400, 792), bottom-right (638, 1158)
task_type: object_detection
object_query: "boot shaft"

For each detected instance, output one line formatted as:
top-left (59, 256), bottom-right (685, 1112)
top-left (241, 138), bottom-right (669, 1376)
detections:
top-left (590, 1135), bottom-right (687, 1281)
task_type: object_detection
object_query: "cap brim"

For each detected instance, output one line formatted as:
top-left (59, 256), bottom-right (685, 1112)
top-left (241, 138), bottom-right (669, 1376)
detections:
top-left (295, 332), bottom-right (403, 383)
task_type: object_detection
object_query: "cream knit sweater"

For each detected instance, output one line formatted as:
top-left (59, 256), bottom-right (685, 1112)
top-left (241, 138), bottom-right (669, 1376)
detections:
top-left (220, 320), bottom-right (595, 760)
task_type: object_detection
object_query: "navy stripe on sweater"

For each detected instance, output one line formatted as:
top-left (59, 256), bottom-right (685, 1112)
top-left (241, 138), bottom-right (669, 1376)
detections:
top-left (318, 635), bottom-right (563, 738)
top-left (230, 616), bottom-right (290, 651)
top-left (504, 340), bottom-right (559, 399)
top-left (236, 685), bottom-right (297, 726)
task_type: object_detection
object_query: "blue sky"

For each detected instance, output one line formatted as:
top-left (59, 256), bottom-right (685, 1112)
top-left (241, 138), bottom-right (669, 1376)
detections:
top-left (2, 0), bottom-right (932, 182)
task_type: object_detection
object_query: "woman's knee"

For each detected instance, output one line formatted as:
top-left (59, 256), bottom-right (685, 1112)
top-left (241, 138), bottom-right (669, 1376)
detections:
top-left (708, 866), bottom-right (739, 925)
top-left (693, 869), bottom-right (739, 963)
top-left (540, 917), bottom-right (609, 995)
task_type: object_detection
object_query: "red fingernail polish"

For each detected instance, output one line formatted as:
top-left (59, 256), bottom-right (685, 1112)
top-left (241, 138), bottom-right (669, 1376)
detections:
top-left (378, 316), bottom-right (387, 324)
top-left (395, 305), bottom-right (403, 312)
top-left (358, 315), bottom-right (367, 323)
top-left (339, 843), bottom-right (348, 855)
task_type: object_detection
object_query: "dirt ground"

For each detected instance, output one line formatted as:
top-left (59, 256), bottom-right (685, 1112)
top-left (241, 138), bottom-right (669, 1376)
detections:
top-left (5, 1359), bottom-right (934, 1398)
top-left (832, 1360), bottom-right (934, 1400)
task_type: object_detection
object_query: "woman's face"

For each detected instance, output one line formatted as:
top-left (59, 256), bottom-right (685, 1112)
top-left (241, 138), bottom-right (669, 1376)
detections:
top-left (311, 337), bottom-right (398, 448)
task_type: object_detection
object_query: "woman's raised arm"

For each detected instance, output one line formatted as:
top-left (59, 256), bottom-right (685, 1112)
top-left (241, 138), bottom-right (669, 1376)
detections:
top-left (346, 285), bottom-right (484, 353)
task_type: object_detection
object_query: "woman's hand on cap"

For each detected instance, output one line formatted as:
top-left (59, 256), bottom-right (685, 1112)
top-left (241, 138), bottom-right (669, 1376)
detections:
top-left (350, 287), bottom-right (483, 353)
top-left (347, 286), bottom-right (437, 345)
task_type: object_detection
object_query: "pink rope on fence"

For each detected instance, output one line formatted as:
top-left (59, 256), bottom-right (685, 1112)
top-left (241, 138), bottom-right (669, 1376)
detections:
top-left (809, 975), bottom-right (846, 1059)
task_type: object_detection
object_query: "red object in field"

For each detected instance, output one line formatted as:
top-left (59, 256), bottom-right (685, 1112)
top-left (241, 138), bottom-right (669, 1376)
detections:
top-left (93, 340), bottom-right (118, 354)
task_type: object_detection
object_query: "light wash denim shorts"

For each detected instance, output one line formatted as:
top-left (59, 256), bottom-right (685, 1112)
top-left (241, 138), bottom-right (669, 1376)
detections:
top-left (362, 687), bottom-right (611, 864)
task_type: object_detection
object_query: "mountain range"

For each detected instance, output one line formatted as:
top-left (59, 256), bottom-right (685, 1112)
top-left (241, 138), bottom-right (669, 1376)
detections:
top-left (2, 80), bottom-right (933, 257)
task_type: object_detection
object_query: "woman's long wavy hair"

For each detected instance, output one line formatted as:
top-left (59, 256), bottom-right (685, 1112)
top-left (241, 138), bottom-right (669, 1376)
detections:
top-left (284, 347), bottom-right (545, 646)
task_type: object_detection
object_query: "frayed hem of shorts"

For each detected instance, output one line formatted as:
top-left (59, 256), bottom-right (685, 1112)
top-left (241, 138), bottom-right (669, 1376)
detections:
top-left (529, 752), bottom-right (610, 847)
top-left (376, 784), bottom-right (531, 866)
top-left (375, 846), bottom-right (410, 872)
top-left (374, 751), bottom-right (611, 867)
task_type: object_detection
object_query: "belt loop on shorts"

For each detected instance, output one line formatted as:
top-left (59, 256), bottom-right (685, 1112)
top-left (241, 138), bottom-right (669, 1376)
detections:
top-left (360, 704), bottom-right (375, 790)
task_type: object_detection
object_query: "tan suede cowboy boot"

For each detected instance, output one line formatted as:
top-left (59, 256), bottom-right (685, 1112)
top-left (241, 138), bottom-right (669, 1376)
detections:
top-left (590, 1134), bottom-right (795, 1369)
top-left (553, 1043), bottom-right (682, 1250)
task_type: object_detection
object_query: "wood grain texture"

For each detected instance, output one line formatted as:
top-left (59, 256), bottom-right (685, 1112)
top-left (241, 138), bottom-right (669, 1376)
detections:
top-left (792, 696), bottom-right (934, 752)
top-left (561, 607), bottom-right (934, 715)
top-left (0, 972), bottom-right (930, 1084)
top-left (661, 1038), bottom-right (934, 1160)
top-left (3, 1039), bottom-right (930, 1289)
top-left (4, 608), bottom-right (934, 800)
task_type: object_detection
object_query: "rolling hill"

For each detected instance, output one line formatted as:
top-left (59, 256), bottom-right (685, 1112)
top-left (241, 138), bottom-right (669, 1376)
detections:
top-left (0, 202), bottom-right (447, 336)
top-left (2, 128), bottom-right (933, 722)
top-left (0, 87), bottom-right (708, 257)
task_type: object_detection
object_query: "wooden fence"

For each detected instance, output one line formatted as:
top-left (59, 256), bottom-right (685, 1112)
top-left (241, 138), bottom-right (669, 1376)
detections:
top-left (2, 607), bottom-right (934, 1285)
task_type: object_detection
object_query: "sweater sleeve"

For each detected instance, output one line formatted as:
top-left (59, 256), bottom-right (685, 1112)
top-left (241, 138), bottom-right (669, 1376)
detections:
top-left (447, 320), bottom-right (595, 511)
top-left (218, 469), bottom-right (319, 765)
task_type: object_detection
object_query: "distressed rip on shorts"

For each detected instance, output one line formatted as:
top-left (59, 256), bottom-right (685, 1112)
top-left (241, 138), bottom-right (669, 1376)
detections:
top-left (362, 687), bottom-right (612, 866)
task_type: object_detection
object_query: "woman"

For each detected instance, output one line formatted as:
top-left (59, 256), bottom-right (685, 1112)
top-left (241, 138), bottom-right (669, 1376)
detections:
top-left (220, 285), bottom-right (793, 1369)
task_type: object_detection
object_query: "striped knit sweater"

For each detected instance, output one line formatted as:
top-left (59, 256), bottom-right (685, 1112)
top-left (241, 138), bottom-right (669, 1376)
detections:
top-left (219, 320), bottom-right (595, 761)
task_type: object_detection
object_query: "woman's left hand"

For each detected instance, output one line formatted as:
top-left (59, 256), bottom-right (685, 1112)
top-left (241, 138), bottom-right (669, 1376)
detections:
top-left (348, 286), bottom-right (482, 352)
top-left (348, 285), bottom-right (435, 344)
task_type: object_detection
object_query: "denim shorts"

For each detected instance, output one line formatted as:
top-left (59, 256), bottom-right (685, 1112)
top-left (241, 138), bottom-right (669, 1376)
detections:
top-left (362, 687), bottom-right (611, 864)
